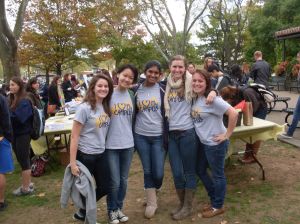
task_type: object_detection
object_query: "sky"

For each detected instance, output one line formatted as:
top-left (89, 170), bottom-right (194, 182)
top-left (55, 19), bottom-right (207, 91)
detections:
top-left (6, 0), bottom-right (202, 44)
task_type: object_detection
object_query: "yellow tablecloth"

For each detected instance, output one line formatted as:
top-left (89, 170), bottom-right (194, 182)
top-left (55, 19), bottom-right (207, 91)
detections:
top-left (228, 117), bottom-right (285, 157)
top-left (31, 115), bottom-right (74, 155)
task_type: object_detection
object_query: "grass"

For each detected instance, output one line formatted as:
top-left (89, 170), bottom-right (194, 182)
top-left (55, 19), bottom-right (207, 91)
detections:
top-left (1, 140), bottom-right (300, 224)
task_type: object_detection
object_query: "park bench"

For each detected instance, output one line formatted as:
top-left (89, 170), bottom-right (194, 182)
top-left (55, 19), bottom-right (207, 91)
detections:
top-left (267, 96), bottom-right (291, 113)
top-left (282, 108), bottom-right (300, 128)
top-left (269, 76), bottom-right (286, 91)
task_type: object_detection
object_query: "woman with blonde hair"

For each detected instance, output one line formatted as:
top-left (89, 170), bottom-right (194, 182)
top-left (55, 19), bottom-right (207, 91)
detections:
top-left (165, 55), bottom-right (216, 220)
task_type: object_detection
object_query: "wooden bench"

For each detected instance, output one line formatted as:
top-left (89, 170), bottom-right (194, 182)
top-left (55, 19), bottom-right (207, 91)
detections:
top-left (267, 96), bottom-right (291, 113)
top-left (283, 108), bottom-right (300, 128)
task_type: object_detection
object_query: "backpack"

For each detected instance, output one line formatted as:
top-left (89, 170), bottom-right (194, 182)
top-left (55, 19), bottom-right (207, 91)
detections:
top-left (31, 154), bottom-right (48, 177)
top-left (31, 104), bottom-right (45, 140)
top-left (248, 83), bottom-right (276, 103)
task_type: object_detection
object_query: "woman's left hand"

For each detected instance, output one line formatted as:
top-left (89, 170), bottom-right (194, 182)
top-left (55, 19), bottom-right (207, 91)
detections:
top-left (213, 133), bottom-right (228, 143)
top-left (206, 90), bottom-right (217, 104)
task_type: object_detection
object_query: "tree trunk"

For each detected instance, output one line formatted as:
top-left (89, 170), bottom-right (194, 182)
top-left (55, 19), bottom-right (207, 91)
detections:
top-left (0, 54), bottom-right (20, 82)
top-left (45, 68), bottom-right (50, 85)
top-left (56, 63), bottom-right (62, 76)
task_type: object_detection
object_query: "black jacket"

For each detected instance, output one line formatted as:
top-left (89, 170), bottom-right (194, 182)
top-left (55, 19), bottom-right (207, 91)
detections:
top-left (48, 84), bottom-right (61, 108)
top-left (0, 95), bottom-right (13, 142)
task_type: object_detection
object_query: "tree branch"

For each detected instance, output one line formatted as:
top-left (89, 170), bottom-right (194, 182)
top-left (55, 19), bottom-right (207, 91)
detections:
top-left (13, 0), bottom-right (30, 40)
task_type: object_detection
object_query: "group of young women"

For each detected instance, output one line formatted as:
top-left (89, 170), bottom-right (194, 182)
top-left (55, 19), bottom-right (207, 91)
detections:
top-left (69, 54), bottom-right (238, 223)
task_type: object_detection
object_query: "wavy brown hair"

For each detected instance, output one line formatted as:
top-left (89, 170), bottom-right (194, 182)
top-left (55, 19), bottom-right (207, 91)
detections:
top-left (9, 76), bottom-right (28, 110)
top-left (193, 69), bottom-right (212, 98)
top-left (83, 74), bottom-right (113, 116)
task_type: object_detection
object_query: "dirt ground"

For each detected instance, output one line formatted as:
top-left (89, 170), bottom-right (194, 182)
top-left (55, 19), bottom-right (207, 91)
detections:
top-left (1, 140), bottom-right (300, 224)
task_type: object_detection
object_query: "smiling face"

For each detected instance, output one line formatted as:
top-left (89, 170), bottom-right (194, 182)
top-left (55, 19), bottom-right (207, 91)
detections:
top-left (170, 59), bottom-right (186, 81)
top-left (94, 78), bottom-right (109, 101)
top-left (145, 66), bottom-right (161, 86)
top-left (192, 72), bottom-right (207, 96)
top-left (9, 80), bottom-right (20, 94)
top-left (118, 68), bottom-right (134, 89)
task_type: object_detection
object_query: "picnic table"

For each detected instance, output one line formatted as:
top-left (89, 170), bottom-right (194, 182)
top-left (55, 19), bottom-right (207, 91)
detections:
top-left (229, 118), bottom-right (284, 180)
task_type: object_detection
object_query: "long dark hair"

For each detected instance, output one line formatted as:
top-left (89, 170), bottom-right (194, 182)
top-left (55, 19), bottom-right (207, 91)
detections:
top-left (83, 74), bottom-right (113, 116)
top-left (51, 76), bottom-right (61, 86)
top-left (9, 77), bottom-right (27, 110)
top-left (26, 77), bottom-right (38, 94)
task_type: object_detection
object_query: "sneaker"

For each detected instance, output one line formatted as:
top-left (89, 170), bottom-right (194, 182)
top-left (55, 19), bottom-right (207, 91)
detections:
top-left (202, 207), bottom-right (225, 218)
top-left (200, 203), bottom-right (212, 212)
top-left (73, 209), bottom-right (86, 222)
top-left (0, 200), bottom-right (8, 211)
top-left (117, 209), bottom-right (129, 222)
top-left (12, 186), bottom-right (34, 196)
top-left (279, 133), bottom-right (292, 139)
top-left (108, 210), bottom-right (120, 224)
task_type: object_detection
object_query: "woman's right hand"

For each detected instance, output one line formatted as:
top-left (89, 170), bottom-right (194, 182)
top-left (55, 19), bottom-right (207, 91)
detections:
top-left (71, 164), bottom-right (80, 176)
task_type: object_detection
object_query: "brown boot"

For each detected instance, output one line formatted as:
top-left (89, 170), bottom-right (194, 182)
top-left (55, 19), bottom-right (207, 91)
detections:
top-left (238, 143), bottom-right (252, 163)
top-left (170, 189), bottom-right (184, 216)
top-left (144, 188), bottom-right (157, 219)
top-left (242, 141), bottom-right (261, 164)
top-left (172, 189), bottom-right (195, 220)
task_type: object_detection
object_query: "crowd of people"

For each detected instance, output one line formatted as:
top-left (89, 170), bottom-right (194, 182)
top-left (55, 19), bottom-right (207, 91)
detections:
top-left (1, 50), bottom-right (294, 223)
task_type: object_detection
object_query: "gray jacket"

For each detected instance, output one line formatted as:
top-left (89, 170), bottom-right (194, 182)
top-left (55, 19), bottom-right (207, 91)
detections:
top-left (60, 160), bottom-right (97, 224)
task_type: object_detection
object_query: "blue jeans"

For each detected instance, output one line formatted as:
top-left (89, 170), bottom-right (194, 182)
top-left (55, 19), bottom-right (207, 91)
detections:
top-left (134, 133), bottom-right (166, 189)
top-left (168, 128), bottom-right (197, 189)
top-left (197, 140), bottom-right (229, 209)
top-left (287, 96), bottom-right (300, 136)
top-left (106, 148), bottom-right (134, 212)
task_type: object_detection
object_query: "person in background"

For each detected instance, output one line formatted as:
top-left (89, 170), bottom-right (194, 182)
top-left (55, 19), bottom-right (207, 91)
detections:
top-left (165, 55), bottom-right (216, 220)
top-left (203, 57), bottom-right (214, 71)
top-left (250, 51), bottom-right (271, 87)
top-left (207, 64), bottom-right (232, 91)
top-left (71, 75), bottom-right (80, 98)
top-left (133, 60), bottom-right (168, 219)
top-left (9, 77), bottom-right (34, 196)
top-left (280, 52), bottom-right (300, 139)
top-left (187, 62), bottom-right (196, 75)
top-left (191, 69), bottom-right (237, 218)
top-left (111, 70), bottom-right (119, 86)
top-left (48, 76), bottom-right (62, 116)
top-left (26, 77), bottom-right (43, 109)
top-left (69, 74), bottom-right (113, 222)
top-left (230, 64), bottom-right (248, 85)
top-left (242, 62), bottom-right (250, 81)
top-left (0, 91), bottom-right (14, 211)
top-left (62, 73), bottom-right (75, 102)
top-left (220, 84), bottom-right (267, 164)
top-left (105, 64), bottom-right (138, 224)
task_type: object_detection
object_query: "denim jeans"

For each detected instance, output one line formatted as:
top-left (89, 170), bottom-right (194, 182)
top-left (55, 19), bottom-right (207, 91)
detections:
top-left (106, 148), bottom-right (134, 212)
top-left (287, 96), bottom-right (300, 136)
top-left (134, 133), bottom-right (166, 189)
top-left (168, 128), bottom-right (197, 189)
top-left (197, 140), bottom-right (229, 209)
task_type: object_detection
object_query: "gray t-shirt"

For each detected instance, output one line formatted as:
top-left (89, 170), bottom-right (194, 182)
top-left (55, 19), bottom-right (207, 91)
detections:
top-left (106, 89), bottom-right (134, 149)
top-left (135, 83), bottom-right (163, 136)
top-left (74, 102), bottom-right (110, 154)
top-left (191, 96), bottom-right (230, 146)
top-left (168, 88), bottom-right (193, 131)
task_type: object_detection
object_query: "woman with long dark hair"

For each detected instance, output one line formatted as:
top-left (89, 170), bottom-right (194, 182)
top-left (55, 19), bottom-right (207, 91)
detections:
top-left (69, 74), bottom-right (113, 222)
top-left (105, 64), bottom-right (138, 224)
top-left (9, 77), bottom-right (34, 196)
top-left (26, 77), bottom-right (43, 109)
top-left (133, 60), bottom-right (168, 219)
